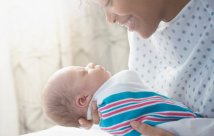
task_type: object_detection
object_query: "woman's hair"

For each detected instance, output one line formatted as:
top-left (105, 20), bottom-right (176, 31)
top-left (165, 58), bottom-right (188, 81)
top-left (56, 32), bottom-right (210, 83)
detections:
top-left (42, 76), bottom-right (84, 127)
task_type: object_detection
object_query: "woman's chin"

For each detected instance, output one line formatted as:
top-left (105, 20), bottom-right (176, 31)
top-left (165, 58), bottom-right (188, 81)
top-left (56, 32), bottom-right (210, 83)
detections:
top-left (137, 28), bottom-right (155, 39)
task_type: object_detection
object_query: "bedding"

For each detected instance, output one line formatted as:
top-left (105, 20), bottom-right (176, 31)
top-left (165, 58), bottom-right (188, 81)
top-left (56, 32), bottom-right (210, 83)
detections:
top-left (22, 125), bottom-right (112, 136)
top-left (22, 119), bottom-right (214, 136)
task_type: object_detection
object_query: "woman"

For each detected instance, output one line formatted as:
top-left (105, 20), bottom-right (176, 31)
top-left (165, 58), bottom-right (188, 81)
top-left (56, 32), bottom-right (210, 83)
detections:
top-left (79, 0), bottom-right (214, 135)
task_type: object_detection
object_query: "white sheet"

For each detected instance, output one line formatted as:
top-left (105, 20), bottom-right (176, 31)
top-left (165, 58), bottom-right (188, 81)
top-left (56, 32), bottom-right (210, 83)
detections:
top-left (23, 119), bottom-right (214, 136)
top-left (22, 125), bottom-right (112, 136)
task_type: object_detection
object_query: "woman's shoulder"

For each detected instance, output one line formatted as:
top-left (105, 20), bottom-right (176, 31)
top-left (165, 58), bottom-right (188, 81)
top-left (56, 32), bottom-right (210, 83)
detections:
top-left (196, 0), bottom-right (214, 15)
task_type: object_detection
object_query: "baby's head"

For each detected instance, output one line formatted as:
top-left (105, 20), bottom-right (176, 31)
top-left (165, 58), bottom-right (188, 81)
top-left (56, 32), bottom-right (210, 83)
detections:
top-left (42, 63), bottom-right (111, 127)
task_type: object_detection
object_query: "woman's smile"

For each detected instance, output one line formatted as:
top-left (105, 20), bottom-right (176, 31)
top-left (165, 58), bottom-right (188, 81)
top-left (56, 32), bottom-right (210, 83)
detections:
top-left (117, 15), bottom-right (135, 31)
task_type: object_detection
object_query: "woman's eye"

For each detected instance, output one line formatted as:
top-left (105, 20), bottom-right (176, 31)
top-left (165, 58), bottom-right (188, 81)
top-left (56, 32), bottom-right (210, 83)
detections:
top-left (79, 69), bottom-right (88, 76)
top-left (104, 0), bottom-right (111, 7)
top-left (94, 0), bottom-right (112, 8)
top-left (100, 0), bottom-right (111, 7)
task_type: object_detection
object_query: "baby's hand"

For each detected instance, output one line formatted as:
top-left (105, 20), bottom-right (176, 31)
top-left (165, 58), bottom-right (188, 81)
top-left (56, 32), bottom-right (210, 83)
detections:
top-left (78, 101), bottom-right (100, 129)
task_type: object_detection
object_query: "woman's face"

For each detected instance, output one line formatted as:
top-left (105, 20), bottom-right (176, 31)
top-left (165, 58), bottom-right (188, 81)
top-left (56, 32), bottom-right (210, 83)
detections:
top-left (94, 0), bottom-right (165, 38)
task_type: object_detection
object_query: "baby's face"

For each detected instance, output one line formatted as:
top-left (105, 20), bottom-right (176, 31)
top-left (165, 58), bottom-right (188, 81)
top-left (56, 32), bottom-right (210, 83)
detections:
top-left (43, 63), bottom-right (111, 126)
top-left (68, 63), bottom-right (112, 95)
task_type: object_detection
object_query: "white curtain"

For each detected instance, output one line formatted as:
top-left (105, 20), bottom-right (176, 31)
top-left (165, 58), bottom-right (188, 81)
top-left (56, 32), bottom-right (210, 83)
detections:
top-left (8, 0), bottom-right (129, 135)
top-left (0, 0), bottom-right (19, 135)
top-left (0, 43), bottom-right (19, 136)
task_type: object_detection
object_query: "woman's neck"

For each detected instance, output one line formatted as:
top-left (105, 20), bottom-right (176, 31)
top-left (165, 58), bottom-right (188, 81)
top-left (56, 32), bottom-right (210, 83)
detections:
top-left (162, 0), bottom-right (190, 22)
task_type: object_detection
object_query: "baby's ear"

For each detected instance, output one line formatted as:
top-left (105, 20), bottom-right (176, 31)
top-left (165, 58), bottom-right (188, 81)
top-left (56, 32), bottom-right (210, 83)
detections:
top-left (76, 95), bottom-right (92, 107)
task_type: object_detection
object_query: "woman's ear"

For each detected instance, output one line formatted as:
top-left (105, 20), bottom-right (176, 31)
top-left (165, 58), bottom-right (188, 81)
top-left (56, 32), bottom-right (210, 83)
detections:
top-left (76, 94), bottom-right (92, 107)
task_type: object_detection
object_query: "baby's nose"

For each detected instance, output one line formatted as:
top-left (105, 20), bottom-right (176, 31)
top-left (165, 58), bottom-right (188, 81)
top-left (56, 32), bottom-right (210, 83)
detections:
top-left (95, 65), bottom-right (105, 70)
top-left (86, 62), bottom-right (96, 68)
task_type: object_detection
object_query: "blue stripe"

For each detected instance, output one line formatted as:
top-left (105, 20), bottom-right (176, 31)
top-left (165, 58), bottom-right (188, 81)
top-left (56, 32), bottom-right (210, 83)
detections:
top-left (124, 130), bottom-right (141, 136)
top-left (151, 114), bottom-right (190, 119)
top-left (107, 126), bottom-right (130, 133)
top-left (100, 103), bottom-right (197, 127)
top-left (99, 91), bottom-right (199, 136)
top-left (99, 91), bottom-right (165, 107)
top-left (108, 129), bottom-right (141, 136)
top-left (144, 120), bottom-right (163, 126)
top-left (101, 97), bottom-right (168, 114)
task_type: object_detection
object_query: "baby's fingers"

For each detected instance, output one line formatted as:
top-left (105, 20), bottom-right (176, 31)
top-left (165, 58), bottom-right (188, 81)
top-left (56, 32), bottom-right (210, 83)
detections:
top-left (92, 101), bottom-right (100, 124)
top-left (78, 118), bottom-right (93, 129)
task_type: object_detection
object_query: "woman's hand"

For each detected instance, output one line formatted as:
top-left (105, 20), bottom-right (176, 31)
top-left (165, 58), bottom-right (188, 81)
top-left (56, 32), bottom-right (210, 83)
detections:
top-left (78, 101), bottom-right (100, 129)
top-left (130, 121), bottom-right (174, 136)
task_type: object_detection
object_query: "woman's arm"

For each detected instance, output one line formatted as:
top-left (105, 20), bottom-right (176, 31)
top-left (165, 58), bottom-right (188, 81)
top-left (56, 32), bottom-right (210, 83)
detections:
top-left (131, 118), bottom-right (214, 136)
top-left (131, 121), bottom-right (174, 136)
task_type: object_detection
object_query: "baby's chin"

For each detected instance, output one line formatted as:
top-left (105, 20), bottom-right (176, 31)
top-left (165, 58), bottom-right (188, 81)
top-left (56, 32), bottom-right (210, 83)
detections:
top-left (107, 71), bottom-right (112, 77)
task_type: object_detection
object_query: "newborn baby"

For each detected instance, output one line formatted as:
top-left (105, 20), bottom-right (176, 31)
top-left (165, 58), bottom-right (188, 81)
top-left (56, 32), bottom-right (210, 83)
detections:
top-left (42, 63), bottom-right (200, 136)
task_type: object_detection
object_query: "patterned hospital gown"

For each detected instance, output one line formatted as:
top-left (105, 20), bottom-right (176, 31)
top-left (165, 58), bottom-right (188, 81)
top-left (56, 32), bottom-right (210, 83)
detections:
top-left (128, 0), bottom-right (214, 117)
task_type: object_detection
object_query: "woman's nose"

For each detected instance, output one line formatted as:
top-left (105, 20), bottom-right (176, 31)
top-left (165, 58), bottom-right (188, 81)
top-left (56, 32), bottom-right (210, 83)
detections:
top-left (105, 10), bottom-right (117, 24)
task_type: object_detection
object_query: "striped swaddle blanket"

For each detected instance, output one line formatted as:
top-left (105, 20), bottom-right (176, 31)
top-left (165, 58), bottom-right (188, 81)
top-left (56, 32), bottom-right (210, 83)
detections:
top-left (98, 91), bottom-right (199, 136)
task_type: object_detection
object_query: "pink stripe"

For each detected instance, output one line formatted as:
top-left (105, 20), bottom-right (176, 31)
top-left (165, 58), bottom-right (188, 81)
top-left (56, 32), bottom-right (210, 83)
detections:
top-left (102, 100), bottom-right (163, 118)
top-left (158, 112), bottom-right (196, 117)
top-left (99, 96), bottom-right (162, 112)
top-left (102, 121), bottom-right (130, 130)
top-left (109, 127), bottom-right (132, 135)
top-left (102, 114), bottom-right (149, 131)
top-left (142, 117), bottom-right (176, 122)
